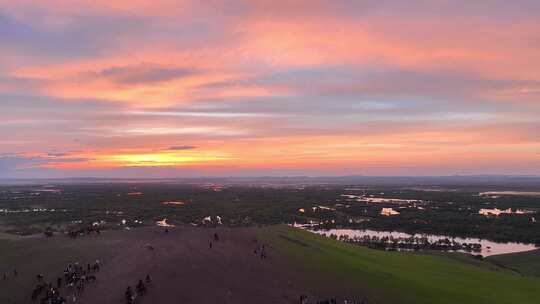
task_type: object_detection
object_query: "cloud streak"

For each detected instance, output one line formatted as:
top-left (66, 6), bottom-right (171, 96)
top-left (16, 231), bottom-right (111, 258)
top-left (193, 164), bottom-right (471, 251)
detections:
top-left (168, 145), bottom-right (197, 151)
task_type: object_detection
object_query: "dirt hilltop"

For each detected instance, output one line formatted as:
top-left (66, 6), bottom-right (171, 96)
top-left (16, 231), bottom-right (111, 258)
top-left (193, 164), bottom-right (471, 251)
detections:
top-left (78, 226), bottom-right (300, 303)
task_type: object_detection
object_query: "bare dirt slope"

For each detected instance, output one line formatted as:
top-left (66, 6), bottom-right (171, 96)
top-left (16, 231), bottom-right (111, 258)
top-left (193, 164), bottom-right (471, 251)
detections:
top-left (80, 226), bottom-right (299, 304)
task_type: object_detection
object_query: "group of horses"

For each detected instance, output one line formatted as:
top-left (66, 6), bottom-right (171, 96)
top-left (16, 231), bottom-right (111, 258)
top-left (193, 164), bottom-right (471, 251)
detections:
top-left (67, 226), bottom-right (101, 239)
top-left (300, 297), bottom-right (338, 304)
top-left (124, 275), bottom-right (152, 304)
top-left (300, 296), bottom-right (368, 304)
top-left (42, 224), bottom-right (102, 239)
top-left (2, 268), bottom-right (17, 281)
top-left (30, 260), bottom-right (101, 304)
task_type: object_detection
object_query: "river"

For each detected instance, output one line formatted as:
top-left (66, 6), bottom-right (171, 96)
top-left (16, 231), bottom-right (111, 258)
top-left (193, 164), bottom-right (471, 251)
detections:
top-left (293, 224), bottom-right (538, 257)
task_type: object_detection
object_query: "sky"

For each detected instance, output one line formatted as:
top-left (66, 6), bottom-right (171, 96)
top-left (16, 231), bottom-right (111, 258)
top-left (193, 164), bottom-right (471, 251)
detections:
top-left (1, 0), bottom-right (540, 178)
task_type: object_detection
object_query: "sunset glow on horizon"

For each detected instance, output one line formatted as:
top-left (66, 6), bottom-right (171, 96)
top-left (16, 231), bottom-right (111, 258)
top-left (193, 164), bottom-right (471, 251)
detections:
top-left (1, 1), bottom-right (540, 178)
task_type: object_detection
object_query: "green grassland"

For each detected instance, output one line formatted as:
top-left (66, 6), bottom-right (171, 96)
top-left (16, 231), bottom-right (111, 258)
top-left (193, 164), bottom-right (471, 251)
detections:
top-left (260, 226), bottom-right (540, 304)
top-left (487, 249), bottom-right (540, 277)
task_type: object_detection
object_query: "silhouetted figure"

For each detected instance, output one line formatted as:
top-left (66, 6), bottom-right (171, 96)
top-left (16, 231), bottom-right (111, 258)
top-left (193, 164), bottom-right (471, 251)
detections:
top-left (125, 286), bottom-right (133, 304)
top-left (136, 279), bottom-right (147, 295)
top-left (145, 274), bottom-right (152, 284)
top-left (209, 241), bottom-right (213, 249)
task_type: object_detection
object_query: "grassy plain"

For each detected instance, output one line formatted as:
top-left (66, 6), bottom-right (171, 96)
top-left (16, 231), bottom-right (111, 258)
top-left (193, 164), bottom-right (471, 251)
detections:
top-left (487, 249), bottom-right (540, 277)
top-left (260, 226), bottom-right (540, 304)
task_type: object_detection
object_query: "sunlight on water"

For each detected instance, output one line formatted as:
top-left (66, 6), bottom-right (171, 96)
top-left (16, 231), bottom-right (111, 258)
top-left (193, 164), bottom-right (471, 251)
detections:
top-left (156, 218), bottom-right (175, 227)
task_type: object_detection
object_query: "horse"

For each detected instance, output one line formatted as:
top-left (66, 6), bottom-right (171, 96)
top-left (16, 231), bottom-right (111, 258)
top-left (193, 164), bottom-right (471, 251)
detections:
top-left (125, 287), bottom-right (135, 304)
top-left (76, 280), bottom-right (85, 295)
top-left (136, 280), bottom-right (147, 296)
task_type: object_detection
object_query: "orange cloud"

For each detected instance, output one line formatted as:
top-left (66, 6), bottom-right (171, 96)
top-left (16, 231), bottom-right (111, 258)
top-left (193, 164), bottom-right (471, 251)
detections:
top-left (37, 125), bottom-right (540, 174)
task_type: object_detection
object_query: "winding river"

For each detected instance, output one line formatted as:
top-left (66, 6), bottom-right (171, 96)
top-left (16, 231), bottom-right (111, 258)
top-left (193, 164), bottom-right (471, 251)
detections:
top-left (293, 224), bottom-right (538, 257)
